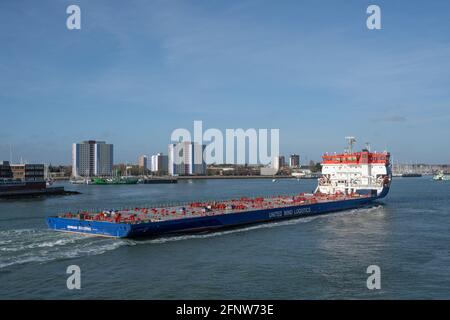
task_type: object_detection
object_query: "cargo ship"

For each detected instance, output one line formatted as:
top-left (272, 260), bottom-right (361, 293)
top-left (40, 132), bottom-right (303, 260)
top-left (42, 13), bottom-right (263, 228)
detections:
top-left (46, 138), bottom-right (392, 238)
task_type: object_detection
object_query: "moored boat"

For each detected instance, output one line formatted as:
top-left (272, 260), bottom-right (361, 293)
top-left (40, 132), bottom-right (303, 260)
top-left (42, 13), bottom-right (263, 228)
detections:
top-left (401, 173), bottom-right (422, 178)
top-left (70, 178), bottom-right (92, 184)
top-left (433, 171), bottom-right (450, 181)
top-left (92, 177), bottom-right (138, 185)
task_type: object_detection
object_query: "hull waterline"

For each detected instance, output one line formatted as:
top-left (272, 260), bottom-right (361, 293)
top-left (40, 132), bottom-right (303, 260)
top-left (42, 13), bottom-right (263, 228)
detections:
top-left (46, 187), bottom-right (389, 239)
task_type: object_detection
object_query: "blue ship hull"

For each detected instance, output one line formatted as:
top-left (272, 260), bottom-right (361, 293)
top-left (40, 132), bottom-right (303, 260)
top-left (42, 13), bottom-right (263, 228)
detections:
top-left (46, 187), bottom-right (389, 239)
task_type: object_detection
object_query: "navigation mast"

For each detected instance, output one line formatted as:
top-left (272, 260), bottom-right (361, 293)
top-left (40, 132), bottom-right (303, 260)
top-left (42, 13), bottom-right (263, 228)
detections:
top-left (345, 136), bottom-right (356, 154)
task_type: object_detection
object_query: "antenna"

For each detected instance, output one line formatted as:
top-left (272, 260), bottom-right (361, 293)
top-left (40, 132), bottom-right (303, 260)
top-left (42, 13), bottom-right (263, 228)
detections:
top-left (9, 144), bottom-right (12, 163)
top-left (365, 142), bottom-right (371, 152)
top-left (345, 136), bottom-right (356, 153)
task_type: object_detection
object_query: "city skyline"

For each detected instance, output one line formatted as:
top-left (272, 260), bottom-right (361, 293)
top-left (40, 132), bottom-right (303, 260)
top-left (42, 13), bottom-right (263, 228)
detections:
top-left (1, 0), bottom-right (450, 164)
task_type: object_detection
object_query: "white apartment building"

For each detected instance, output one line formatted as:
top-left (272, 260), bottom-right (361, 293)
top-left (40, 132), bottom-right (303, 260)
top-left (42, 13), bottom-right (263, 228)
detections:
top-left (150, 153), bottom-right (168, 174)
top-left (72, 140), bottom-right (113, 177)
top-left (168, 142), bottom-right (206, 176)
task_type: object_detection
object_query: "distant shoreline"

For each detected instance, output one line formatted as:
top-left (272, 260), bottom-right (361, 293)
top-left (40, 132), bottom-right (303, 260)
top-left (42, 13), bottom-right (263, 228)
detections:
top-left (176, 175), bottom-right (312, 180)
top-left (54, 175), bottom-right (320, 181)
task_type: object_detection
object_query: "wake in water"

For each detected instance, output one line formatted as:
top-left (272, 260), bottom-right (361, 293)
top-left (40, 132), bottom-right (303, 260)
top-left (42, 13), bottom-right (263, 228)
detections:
top-left (0, 205), bottom-right (384, 269)
top-left (0, 228), bottom-right (129, 269)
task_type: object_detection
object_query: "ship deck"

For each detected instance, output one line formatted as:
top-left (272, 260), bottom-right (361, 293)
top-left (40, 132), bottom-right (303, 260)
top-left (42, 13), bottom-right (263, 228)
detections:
top-left (56, 192), bottom-right (371, 224)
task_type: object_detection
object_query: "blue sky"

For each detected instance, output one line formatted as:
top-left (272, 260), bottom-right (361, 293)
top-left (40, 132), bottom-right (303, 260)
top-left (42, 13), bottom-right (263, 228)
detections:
top-left (1, 0), bottom-right (449, 164)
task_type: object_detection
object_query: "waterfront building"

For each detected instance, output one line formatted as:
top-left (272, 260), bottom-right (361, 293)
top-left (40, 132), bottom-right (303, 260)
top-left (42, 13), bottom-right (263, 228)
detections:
top-left (72, 140), bottom-right (113, 177)
top-left (260, 166), bottom-right (278, 176)
top-left (0, 161), bottom-right (13, 179)
top-left (0, 161), bottom-right (46, 191)
top-left (138, 155), bottom-right (148, 169)
top-left (11, 164), bottom-right (45, 182)
top-left (168, 142), bottom-right (206, 176)
top-left (289, 154), bottom-right (300, 168)
top-left (272, 155), bottom-right (285, 170)
top-left (150, 153), bottom-right (169, 175)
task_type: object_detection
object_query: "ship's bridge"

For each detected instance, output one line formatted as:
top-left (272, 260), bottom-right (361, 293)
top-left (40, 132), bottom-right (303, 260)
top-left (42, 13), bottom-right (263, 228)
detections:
top-left (322, 151), bottom-right (390, 165)
top-left (318, 150), bottom-right (391, 196)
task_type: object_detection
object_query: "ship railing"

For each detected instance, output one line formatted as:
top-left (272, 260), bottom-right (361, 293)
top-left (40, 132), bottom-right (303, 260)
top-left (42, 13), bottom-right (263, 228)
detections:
top-left (319, 181), bottom-right (384, 187)
top-left (56, 191), bottom-right (333, 220)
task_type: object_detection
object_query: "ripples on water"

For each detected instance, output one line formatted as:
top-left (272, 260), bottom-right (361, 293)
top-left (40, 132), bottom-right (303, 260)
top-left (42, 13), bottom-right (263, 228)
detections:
top-left (0, 228), bottom-right (128, 269)
top-left (1, 178), bottom-right (449, 299)
top-left (0, 204), bottom-right (382, 270)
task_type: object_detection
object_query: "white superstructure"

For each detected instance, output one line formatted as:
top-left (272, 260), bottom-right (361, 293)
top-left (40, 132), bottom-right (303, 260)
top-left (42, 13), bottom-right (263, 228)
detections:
top-left (316, 138), bottom-right (391, 196)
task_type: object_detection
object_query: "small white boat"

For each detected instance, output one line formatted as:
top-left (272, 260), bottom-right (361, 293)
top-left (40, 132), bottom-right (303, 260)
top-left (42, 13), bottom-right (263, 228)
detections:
top-left (433, 171), bottom-right (450, 181)
top-left (70, 178), bottom-right (91, 185)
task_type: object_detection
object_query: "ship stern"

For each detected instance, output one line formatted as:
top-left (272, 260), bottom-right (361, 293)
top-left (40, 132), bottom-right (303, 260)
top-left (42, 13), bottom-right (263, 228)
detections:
top-left (46, 217), bottom-right (132, 238)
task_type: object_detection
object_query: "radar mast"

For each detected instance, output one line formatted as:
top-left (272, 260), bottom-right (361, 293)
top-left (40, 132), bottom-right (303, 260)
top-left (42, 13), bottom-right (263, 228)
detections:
top-left (345, 136), bottom-right (356, 154)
